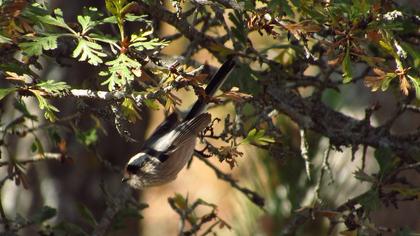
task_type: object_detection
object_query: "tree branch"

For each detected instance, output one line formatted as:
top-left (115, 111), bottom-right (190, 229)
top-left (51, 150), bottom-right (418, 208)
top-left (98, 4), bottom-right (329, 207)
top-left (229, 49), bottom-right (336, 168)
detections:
top-left (92, 185), bottom-right (133, 236)
top-left (266, 85), bottom-right (420, 162)
top-left (0, 153), bottom-right (64, 167)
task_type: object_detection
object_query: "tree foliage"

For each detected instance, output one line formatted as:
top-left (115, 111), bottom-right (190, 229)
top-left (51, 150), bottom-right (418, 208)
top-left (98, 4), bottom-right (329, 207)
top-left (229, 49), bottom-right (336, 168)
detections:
top-left (0, 0), bottom-right (419, 235)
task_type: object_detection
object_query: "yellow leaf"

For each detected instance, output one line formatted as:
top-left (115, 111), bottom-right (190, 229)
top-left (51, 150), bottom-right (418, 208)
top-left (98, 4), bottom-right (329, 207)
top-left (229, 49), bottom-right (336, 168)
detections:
top-left (207, 43), bottom-right (235, 57)
top-left (121, 98), bottom-right (141, 123)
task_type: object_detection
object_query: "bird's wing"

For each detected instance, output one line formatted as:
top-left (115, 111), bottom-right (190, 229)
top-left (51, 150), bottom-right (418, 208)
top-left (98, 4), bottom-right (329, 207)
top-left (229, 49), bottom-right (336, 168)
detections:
top-left (142, 112), bottom-right (179, 148)
top-left (171, 112), bottom-right (211, 147)
top-left (149, 113), bottom-right (211, 158)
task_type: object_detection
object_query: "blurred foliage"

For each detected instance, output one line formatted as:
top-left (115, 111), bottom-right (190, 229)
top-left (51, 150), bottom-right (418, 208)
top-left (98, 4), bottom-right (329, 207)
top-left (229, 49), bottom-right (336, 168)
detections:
top-left (0, 0), bottom-right (420, 235)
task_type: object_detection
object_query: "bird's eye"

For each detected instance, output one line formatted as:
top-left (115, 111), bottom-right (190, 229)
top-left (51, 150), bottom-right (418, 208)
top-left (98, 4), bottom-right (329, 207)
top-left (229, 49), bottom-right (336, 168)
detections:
top-left (126, 164), bottom-right (139, 173)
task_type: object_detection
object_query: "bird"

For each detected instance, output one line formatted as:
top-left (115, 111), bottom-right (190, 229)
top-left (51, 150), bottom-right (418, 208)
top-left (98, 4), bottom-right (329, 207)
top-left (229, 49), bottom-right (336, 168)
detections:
top-left (122, 58), bottom-right (236, 189)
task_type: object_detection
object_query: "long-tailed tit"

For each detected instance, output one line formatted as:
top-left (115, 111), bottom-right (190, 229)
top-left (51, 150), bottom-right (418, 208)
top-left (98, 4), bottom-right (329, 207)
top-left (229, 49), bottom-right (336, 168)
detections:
top-left (122, 58), bottom-right (236, 189)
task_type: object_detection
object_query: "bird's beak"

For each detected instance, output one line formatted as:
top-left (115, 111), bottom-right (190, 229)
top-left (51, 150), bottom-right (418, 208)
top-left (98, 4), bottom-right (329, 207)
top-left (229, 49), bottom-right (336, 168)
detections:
top-left (121, 176), bottom-right (129, 183)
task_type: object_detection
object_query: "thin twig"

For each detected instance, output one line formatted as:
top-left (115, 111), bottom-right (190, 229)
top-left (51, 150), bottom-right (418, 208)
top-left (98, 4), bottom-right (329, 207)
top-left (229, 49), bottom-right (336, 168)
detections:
top-left (195, 151), bottom-right (265, 209)
top-left (0, 152), bottom-right (64, 167)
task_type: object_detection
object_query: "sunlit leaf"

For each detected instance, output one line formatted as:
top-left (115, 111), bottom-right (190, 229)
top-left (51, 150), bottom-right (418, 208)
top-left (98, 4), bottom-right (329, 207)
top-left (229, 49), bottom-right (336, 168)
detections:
top-left (143, 99), bottom-right (160, 110)
top-left (342, 47), bottom-right (353, 83)
top-left (36, 8), bottom-right (72, 31)
top-left (36, 80), bottom-right (70, 95)
top-left (19, 35), bottom-right (59, 56)
top-left (0, 87), bottom-right (17, 101)
top-left (0, 34), bottom-right (12, 44)
top-left (241, 128), bottom-right (275, 146)
top-left (407, 75), bottom-right (420, 100)
top-left (173, 193), bottom-right (187, 209)
top-left (399, 76), bottom-right (410, 96)
top-left (100, 54), bottom-right (141, 90)
top-left (77, 15), bottom-right (96, 35)
top-left (76, 128), bottom-right (98, 147)
top-left (129, 31), bottom-right (168, 51)
top-left (121, 98), bottom-right (141, 122)
top-left (72, 39), bottom-right (106, 66)
top-left (30, 89), bottom-right (59, 122)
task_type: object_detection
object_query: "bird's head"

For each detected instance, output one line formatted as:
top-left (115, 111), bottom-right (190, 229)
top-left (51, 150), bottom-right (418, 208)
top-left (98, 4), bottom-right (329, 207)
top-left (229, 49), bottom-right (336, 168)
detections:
top-left (121, 152), bottom-right (148, 189)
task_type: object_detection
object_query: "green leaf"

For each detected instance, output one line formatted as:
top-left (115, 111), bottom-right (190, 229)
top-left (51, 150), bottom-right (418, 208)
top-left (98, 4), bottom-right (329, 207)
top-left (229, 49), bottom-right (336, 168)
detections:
top-left (32, 206), bottom-right (57, 223)
top-left (342, 47), bottom-right (353, 83)
top-left (379, 39), bottom-right (398, 59)
top-left (77, 15), bottom-right (95, 35)
top-left (72, 39), bottom-right (106, 66)
top-left (374, 147), bottom-right (395, 176)
top-left (31, 135), bottom-right (45, 156)
top-left (129, 31), bottom-right (168, 51)
top-left (105, 0), bottom-right (123, 16)
top-left (228, 12), bottom-right (248, 44)
top-left (122, 98), bottom-right (141, 122)
top-left (358, 189), bottom-right (381, 212)
top-left (0, 87), bottom-right (17, 101)
top-left (31, 89), bottom-right (59, 122)
top-left (121, 2), bottom-right (140, 15)
top-left (36, 80), bottom-right (70, 95)
top-left (89, 33), bottom-right (119, 45)
top-left (14, 99), bottom-right (38, 121)
top-left (401, 42), bottom-right (420, 68)
top-left (76, 128), bottom-right (98, 147)
top-left (125, 14), bottom-right (148, 22)
top-left (240, 128), bottom-right (275, 146)
top-left (381, 73), bottom-right (397, 91)
top-left (112, 206), bottom-right (144, 230)
top-left (19, 35), bottom-right (59, 56)
top-left (37, 8), bottom-right (72, 31)
top-left (0, 34), bottom-right (12, 44)
top-left (77, 204), bottom-right (97, 227)
top-left (268, 0), bottom-right (293, 16)
top-left (407, 75), bottom-right (420, 100)
top-left (143, 99), bottom-right (160, 111)
top-left (173, 193), bottom-right (188, 209)
top-left (100, 54), bottom-right (141, 91)
top-left (353, 169), bottom-right (376, 183)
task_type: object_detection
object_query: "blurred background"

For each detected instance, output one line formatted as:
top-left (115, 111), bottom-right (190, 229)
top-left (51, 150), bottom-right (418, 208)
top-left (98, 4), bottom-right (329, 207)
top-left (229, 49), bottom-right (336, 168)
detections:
top-left (1, 0), bottom-right (419, 235)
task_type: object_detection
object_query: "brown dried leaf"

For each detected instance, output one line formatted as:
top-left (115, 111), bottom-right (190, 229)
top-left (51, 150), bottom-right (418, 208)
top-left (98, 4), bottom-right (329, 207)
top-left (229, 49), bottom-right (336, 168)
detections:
top-left (366, 30), bottom-right (382, 43)
top-left (372, 67), bottom-right (386, 76)
top-left (400, 76), bottom-right (410, 96)
top-left (364, 76), bottom-right (383, 92)
top-left (327, 56), bottom-right (341, 66)
top-left (219, 145), bottom-right (243, 169)
top-left (317, 210), bottom-right (342, 219)
top-left (217, 87), bottom-right (253, 102)
top-left (5, 71), bottom-right (27, 82)
top-left (58, 139), bottom-right (67, 154)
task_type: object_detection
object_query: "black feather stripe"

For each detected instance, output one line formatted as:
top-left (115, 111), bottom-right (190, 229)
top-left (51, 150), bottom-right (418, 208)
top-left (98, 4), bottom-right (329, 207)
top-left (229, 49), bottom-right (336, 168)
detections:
top-left (185, 57), bottom-right (236, 120)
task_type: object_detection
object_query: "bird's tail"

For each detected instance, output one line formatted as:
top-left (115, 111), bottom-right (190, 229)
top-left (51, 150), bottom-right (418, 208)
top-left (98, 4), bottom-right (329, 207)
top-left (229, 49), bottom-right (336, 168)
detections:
top-left (184, 57), bottom-right (236, 120)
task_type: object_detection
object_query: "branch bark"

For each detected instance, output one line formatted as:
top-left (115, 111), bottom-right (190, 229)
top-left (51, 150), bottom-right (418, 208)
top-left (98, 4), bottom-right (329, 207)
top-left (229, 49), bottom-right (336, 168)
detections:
top-left (92, 185), bottom-right (133, 236)
top-left (266, 86), bottom-right (420, 162)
